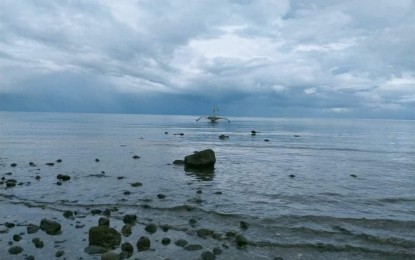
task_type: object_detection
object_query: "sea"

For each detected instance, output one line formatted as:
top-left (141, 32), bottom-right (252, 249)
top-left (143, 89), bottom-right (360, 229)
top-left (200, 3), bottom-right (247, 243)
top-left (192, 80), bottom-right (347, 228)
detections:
top-left (0, 111), bottom-right (414, 260)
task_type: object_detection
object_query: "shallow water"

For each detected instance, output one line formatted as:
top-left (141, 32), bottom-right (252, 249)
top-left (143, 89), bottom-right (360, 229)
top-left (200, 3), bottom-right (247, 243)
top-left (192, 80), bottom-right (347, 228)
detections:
top-left (0, 112), bottom-right (414, 259)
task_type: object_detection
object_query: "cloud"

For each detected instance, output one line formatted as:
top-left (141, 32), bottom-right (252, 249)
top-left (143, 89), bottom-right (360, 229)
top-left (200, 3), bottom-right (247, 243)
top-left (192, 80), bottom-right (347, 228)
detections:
top-left (0, 0), bottom-right (414, 119)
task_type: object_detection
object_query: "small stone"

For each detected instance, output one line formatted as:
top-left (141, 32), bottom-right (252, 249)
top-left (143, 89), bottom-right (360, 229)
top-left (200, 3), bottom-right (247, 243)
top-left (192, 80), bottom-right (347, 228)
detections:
top-left (46, 162), bottom-right (55, 166)
top-left (101, 251), bottom-right (120, 260)
top-left (289, 174), bottom-right (295, 178)
top-left (213, 247), bottom-right (223, 255)
top-left (240, 221), bottom-right (249, 230)
top-left (235, 234), bottom-right (248, 248)
top-left (145, 224), bottom-right (157, 234)
top-left (161, 237), bottom-right (171, 245)
top-left (251, 130), bottom-right (257, 135)
top-left (57, 174), bottom-right (70, 181)
top-left (161, 224), bottom-right (170, 232)
top-left (35, 175), bottom-right (41, 180)
top-left (56, 181), bottom-right (62, 186)
top-left (136, 236), bottom-right (151, 251)
top-left (10, 163), bottom-right (17, 167)
top-left (201, 251), bottom-right (216, 260)
top-left (123, 191), bottom-right (131, 195)
top-left (117, 176), bottom-right (125, 180)
top-left (184, 244), bottom-right (203, 251)
top-left (120, 242), bottom-right (134, 258)
top-left (131, 182), bottom-right (143, 187)
top-left (123, 214), bottom-right (137, 225)
top-left (98, 217), bottom-right (110, 227)
top-left (197, 228), bottom-right (214, 238)
top-left (56, 159), bottom-right (62, 163)
top-left (350, 174), bottom-right (357, 178)
top-left (8, 245), bottom-right (23, 255)
top-left (27, 224), bottom-right (39, 234)
top-left (6, 179), bottom-right (17, 188)
top-left (29, 162), bottom-right (36, 166)
top-left (13, 234), bottom-right (22, 241)
top-left (214, 191), bottom-right (222, 195)
top-left (88, 226), bottom-right (121, 249)
top-left (32, 238), bottom-right (44, 248)
top-left (196, 190), bottom-right (202, 194)
top-left (157, 194), bottom-right (166, 199)
top-left (103, 209), bottom-right (111, 216)
top-left (91, 209), bottom-right (103, 215)
top-left (121, 224), bottom-right (132, 237)
top-left (175, 239), bottom-right (188, 247)
top-left (55, 250), bottom-right (65, 257)
top-left (95, 158), bottom-right (100, 162)
top-left (264, 139), bottom-right (270, 142)
top-left (63, 210), bottom-right (74, 219)
top-left (132, 155), bottom-right (140, 159)
top-left (5, 222), bottom-right (15, 228)
top-left (40, 218), bottom-right (61, 235)
top-left (6, 172), bottom-right (12, 175)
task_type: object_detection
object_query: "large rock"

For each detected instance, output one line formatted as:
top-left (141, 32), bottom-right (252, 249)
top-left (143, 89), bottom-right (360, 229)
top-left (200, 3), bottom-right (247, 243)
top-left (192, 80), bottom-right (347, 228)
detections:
top-left (89, 226), bottom-right (121, 249)
top-left (184, 149), bottom-right (216, 168)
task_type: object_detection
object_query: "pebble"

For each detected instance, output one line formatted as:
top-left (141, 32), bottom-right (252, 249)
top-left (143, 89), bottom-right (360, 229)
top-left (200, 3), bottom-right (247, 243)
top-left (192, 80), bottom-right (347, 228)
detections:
top-left (145, 223), bottom-right (157, 234)
top-left (136, 236), bottom-right (151, 251)
top-left (8, 245), bottom-right (23, 255)
top-left (161, 237), bottom-right (171, 245)
top-left (174, 239), bottom-right (188, 247)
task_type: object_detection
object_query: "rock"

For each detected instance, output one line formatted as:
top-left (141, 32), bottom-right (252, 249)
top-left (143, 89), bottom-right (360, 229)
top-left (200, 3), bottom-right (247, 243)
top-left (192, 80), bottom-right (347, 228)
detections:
top-left (26, 255), bottom-right (35, 260)
top-left (235, 234), bottom-right (248, 248)
top-left (32, 237), bottom-right (44, 248)
top-left (121, 242), bottom-right (134, 254)
top-left (289, 174), bottom-right (295, 178)
top-left (6, 179), bottom-right (17, 188)
top-left (293, 135), bottom-right (300, 137)
top-left (123, 191), bottom-right (131, 195)
top-left (117, 176), bottom-right (125, 180)
top-left (29, 162), bottom-right (36, 166)
top-left (89, 226), bottom-right (121, 249)
top-left (46, 162), bottom-right (55, 166)
top-left (56, 159), bottom-right (62, 163)
top-left (56, 181), bottom-right (62, 186)
top-left (12, 234), bottom-right (22, 241)
top-left (214, 191), bottom-right (222, 195)
top-left (10, 163), bottom-right (17, 167)
top-left (131, 182), bottom-right (143, 187)
top-left (184, 244), bottom-right (203, 251)
top-left (132, 155), bottom-right (140, 159)
top-left (197, 228), bottom-right (214, 238)
top-left (55, 250), bottom-right (65, 257)
top-left (251, 130), bottom-right (257, 135)
top-left (123, 214), bottom-right (137, 225)
top-left (103, 209), bottom-right (112, 216)
top-left (219, 134), bottom-right (229, 140)
top-left (8, 245), bottom-right (23, 255)
top-left (213, 247), bottom-right (223, 255)
top-left (226, 231), bottom-right (236, 238)
top-left (101, 251), bottom-right (120, 260)
top-left (91, 209), bottom-right (102, 215)
top-left (184, 149), bottom-right (216, 168)
top-left (201, 251), bottom-right (216, 260)
top-left (40, 218), bottom-right (61, 235)
top-left (161, 237), bottom-right (171, 245)
top-left (157, 194), bottom-right (166, 199)
top-left (350, 174), bottom-right (357, 178)
top-left (121, 224), bottom-right (132, 237)
top-left (161, 224), bottom-right (171, 232)
top-left (98, 217), bottom-right (110, 227)
top-left (63, 210), bottom-right (74, 219)
top-left (174, 239), bottom-right (188, 247)
top-left (136, 236), bottom-right (151, 251)
top-left (95, 158), bottom-right (100, 162)
top-left (27, 224), bottom-right (39, 234)
top-left (35, 175), bottom-right (41, 180)
top-left (6, 172), bottom-right (12, 175)
top-left (173, 160), bottom-right (185, 165)
top-left (5, 222), bottom-right (15, 228)
top-left (240, 221), bottom-right (249, 230)
top-left (145, 223), bottom-right (157, 234)
top-left (84, 245), bottom-right (108, 255)
top-left (264, 139), bottom-right (270, 142)
top-left (189, 219), bottom-right (197, 225)
top-left (57, 174), bottom-right (70, 181)
top-left (274, 257), bottom-right (284, 260)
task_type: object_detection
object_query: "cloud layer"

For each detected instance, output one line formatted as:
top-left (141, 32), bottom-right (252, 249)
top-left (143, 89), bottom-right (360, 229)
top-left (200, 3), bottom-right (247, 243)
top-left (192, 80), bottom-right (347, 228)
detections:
top-left (1, 0), bottom-right (414, 118)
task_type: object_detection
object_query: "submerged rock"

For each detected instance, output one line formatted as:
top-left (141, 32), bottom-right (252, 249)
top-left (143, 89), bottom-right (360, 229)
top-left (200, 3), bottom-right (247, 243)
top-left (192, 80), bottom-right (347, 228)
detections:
top-left (8, 245), bottom-right (23, 255)
top-left (101, 251), bottom-right (119, 260)
top-left (84, 245), bottom-right (108, 255)
top-left (131, 182), bottom-right (143, 187)
top-left (88, 226), bottom-right (121, 249)
top-left (161, 237), bottom-right (171, 245)
top-left (121, 224), bottom-right (132, 237)
top-left (173, 160), bottom-right (185, 165)
top-left (57, 174), bottom-right (70, 181)
top-left (32, 237), bottom-right (44, 248)
top-left (27, 224), bottom-right (39, 234)
top-left (55, 250), bottom-right (65, 257)
top-left (197, 228), bottom-right (214, 238)
top-left (132, 155), bottom-right (140, 159)
top-left (98, 217), bottom-right (110, 227)
top-left (123, 214), bottom-right (137, 225)
top-left (235, 234), bottom-right (248, 248)
top-left (184, 149), bottom-right (216, 168)
top-left (40, 218), bottom-right (61, 235)
top-left (46, 162), bottom-right (55, 166)
top-left (240, 221), bottom-right (249, 230)
top-left (174, 239), bottom-right (188, 247)
top-left (145, 223), bottom-right (157, 234)
top-left (136, 236), bottom-right (151, 251)
top-left (184, 244), bottom-right (203, 251)
top-left (201, 251), bottom-right (216, 260)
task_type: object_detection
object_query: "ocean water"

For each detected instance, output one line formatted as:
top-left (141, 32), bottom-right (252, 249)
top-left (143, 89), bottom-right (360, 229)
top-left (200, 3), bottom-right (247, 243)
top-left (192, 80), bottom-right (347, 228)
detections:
top-left (0, 111), bottom-right (414, 259)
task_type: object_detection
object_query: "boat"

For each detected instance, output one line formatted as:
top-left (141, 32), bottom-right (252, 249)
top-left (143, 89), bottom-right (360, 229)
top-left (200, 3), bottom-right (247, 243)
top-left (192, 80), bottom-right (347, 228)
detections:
top-left (196, 105), bottom-right (230, 123)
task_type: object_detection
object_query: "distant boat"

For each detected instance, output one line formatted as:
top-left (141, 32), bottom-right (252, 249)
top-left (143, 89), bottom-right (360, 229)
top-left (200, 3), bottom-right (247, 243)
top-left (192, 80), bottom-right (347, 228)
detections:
top-left (196, 105), bottom-right (230, 123)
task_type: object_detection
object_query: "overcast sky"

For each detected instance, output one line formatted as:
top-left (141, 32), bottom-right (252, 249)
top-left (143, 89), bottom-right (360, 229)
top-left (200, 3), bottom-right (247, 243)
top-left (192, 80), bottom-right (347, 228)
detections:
top-left (1, 0), bottom-right (414, 118)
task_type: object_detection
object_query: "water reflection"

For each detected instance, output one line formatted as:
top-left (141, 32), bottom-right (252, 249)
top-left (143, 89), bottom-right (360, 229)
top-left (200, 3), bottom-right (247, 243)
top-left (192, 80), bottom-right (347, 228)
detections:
top-left (184, 166), bottom-right (215, 181)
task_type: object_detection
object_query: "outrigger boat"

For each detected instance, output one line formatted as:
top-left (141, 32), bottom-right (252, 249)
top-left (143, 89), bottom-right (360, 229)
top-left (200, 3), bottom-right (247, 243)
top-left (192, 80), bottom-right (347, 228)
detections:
top-left (196, 105), bottom-right (230, 123)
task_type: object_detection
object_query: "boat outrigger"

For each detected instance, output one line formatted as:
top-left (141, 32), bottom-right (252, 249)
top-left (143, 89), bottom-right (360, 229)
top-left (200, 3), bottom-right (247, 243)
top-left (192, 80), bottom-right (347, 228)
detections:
top-left (196, 105), bottom-right (230, 123)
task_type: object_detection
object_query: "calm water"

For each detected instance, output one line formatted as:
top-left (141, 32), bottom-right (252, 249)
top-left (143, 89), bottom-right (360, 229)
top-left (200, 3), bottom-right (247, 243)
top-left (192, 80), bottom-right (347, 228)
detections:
top-left (0, 112), bottom-right (414, 259)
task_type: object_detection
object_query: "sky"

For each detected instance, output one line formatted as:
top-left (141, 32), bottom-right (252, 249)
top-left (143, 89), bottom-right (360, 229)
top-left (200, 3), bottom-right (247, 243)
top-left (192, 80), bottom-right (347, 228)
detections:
top-left (0, 0), bottom-right (414, 119)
